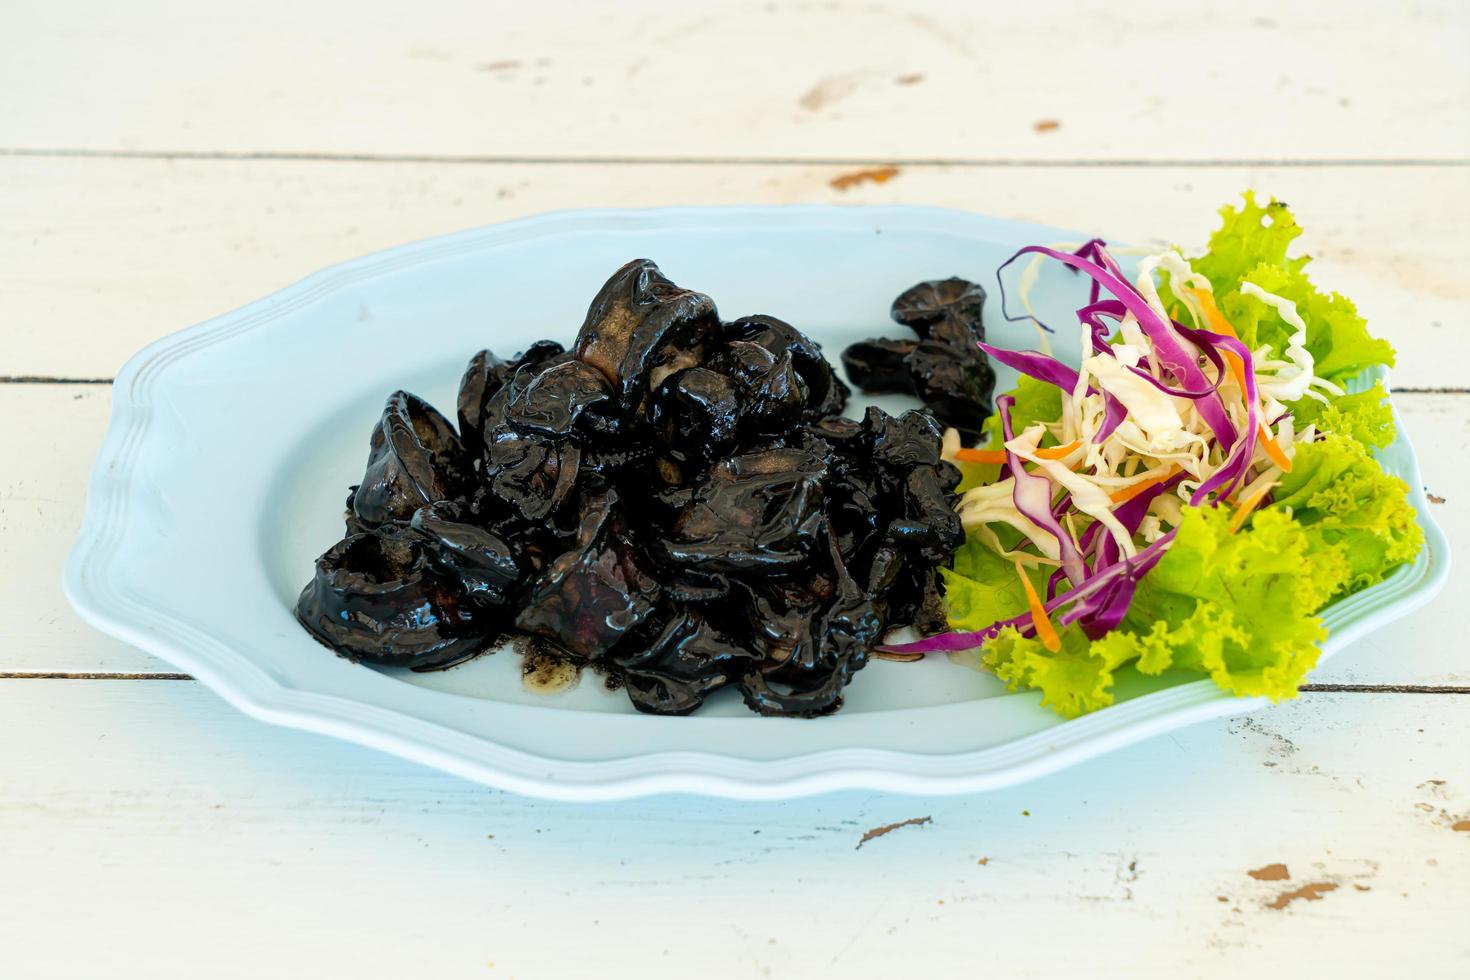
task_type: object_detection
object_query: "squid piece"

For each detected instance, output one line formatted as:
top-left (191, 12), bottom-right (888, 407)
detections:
top-left (349, 391), bottom-right (470, 530)
top-left (295, 525), bottom-right (493, 669)
top-left (841, 277), bottom-right (997, 441)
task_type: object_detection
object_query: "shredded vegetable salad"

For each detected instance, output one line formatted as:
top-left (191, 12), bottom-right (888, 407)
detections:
top-left (886, 193), bottom-right (1424, 717)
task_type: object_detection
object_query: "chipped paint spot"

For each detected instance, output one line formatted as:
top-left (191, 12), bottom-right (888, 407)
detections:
top-left (1452, 820), bottom-right (1470, 832)
top-left (1248, 863), bottom-right (1290, 881)
top-left (976, 857), bottom-right (989, 866)
top-left (856, 815), bottom-right (931, 849)
top-left (1237, 716), bottom-right (1298, 756)
top-left (1034, 119), bottom-right (1061, 132)
top-left (477, 59), bottom-right (521, 72)
top-left (829, 166), bottom-right (900, 191)
top-left (895, 73), bottom-right (924, 85)
top-left (1267, 882), bottom-right (1339, 910)
top-left (799, 73), bottom-right (864, 111)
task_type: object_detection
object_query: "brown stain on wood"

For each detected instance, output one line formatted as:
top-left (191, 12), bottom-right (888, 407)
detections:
top-left (856, 815), bottom-right (931, 849)
top-left (829, 166), bottom-right (900, 191)
top-left (1266, 881), bottom-right (1339, 910)
top-left (1248, 863), bottom-right (1290, 881)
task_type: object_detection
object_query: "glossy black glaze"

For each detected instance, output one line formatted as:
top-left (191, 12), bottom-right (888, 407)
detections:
top-left (294, 525), bottom-right (495, 669)
top-left (348, 391), bottom-right (471, 530)
top-left (296, 258), bottom-right (963, 717)
top-left (840, 277), bottom-right (997, 441)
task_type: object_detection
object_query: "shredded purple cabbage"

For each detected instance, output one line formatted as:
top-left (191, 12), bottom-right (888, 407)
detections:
top-left (1179, 325), bottom-right (1260, 503)
top-left (998, 394), bottom-right (1088, 587)
top-left (881, 527), bottom-right (1179, 654)
top-left (977, 341), bottom-right (1127, 446)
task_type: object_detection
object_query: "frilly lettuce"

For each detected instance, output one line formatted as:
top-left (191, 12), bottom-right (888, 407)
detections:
top-left (1198, 192), bottom-right (1395, 383)
top-left (1288, 380), bottom-right (1396, 450)
top-left (982, 507), bottom-right (1342, 717)
top-left (1268, 433), bottom-right (1423, 598)
top-left (984, 625), bottom-right (1121, 718)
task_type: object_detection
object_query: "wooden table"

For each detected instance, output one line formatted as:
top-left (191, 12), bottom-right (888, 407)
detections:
top-left (2, 2), bottom-right (1467, 976)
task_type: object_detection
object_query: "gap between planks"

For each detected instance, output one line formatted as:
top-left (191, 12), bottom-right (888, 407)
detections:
top-left (2, 148), bottom-right (1469, 168)
top-left (1, 673), bottom-right (1466, 694)
top-left (3, 378), bottom-right (1468, 396)
top-left (0, 672), bottom-right (192, 680)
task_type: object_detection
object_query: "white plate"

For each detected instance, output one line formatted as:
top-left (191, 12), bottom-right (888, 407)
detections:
top-left (64, 206), bottom-right (1450, 800)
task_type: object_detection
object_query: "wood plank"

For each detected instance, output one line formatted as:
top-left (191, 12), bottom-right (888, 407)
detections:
top-left (0, 679), bottom-right (1466, 978)
top-left (1, 384), bottom-right (1463, 685)
top-left (2, 157), bottom-right (1467, 383)
top-left (1, 0), bottom-right (1466, 161)
top-left (0, 386), bottom-right (152, 671)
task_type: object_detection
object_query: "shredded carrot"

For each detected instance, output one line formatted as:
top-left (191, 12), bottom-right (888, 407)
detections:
top-left (1035, 439), bottom-right (1081, 460)
top-left (1184, 287), bottom-right (1238, 339)
top-left (954, 440), bottom-right (1080, 467)
top-left (1185, 287), bottom-right (1293, 474)
top-left (1229, 482), bottom-right (1277, 533)
top-left (1015, 560), bottom-right (1061, 653)
top-left (1109, 465), bottom-right (1181, 505)
top-left (952, 447), bottom-right (1007, 465)
top-left (1257, 422), bottom-right (1293, 472)
top-left (1186, 287), bottom-right (1250, 387)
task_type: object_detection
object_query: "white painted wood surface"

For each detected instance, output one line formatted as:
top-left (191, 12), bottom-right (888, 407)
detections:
top-left (1, 1), bottom-right (1466, 977)
top-left (3, 159), bottom-right (1467, 381)
top-left (3, 0), bottom-right (1467, 161)
top-left (2, 682), bottom-right (1467, 979)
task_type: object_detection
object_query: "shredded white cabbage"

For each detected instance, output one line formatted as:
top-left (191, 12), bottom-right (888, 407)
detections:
top-left (959, 247), bottom-right (1327, 549)
top-left (1240, 281), bottom-right (1344, 408)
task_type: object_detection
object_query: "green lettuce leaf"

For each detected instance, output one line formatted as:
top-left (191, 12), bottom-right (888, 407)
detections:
top-left (942, 534), bottom-right (1037, 632)
top-left (1287, 381), bottom-right (1396, 450)
top-left (983, 624), bottom-right (1126, 718)
top-left (1220, 263), bottom-right (1394, 383)
top-left (981, 506), bottom-right (1346, 717)
top-left (1192, 191), bottom-right (1395, 383)
top-left (1267, 433), bottom-right (1423, 597)
top-left (1192, 190), bottom-right (1309, 288)
top-left (1105, 507), bottom-right (1343, 699)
